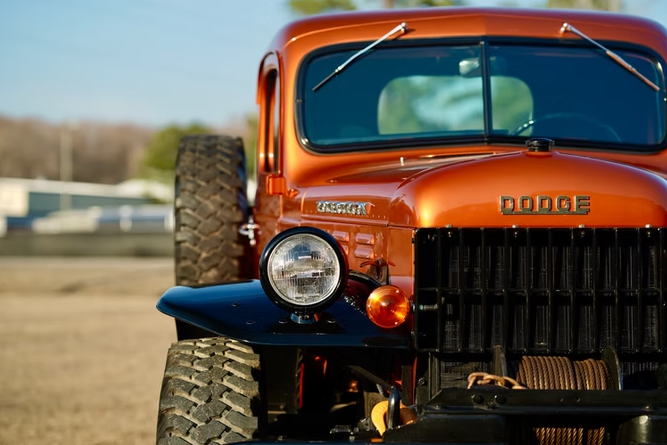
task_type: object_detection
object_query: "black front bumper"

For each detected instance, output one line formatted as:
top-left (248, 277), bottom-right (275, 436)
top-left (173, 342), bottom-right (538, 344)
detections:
top-left (383, 387), bottom-right (667, 444)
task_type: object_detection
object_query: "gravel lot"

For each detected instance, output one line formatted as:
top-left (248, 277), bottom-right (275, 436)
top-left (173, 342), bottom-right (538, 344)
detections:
top-left (0, 257), bottom-right (176, 445)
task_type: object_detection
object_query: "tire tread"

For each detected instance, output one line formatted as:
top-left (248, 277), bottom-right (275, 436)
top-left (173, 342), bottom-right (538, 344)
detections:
top-left (174, 135), bottom-right (249, 286)
top-left (157, 337), bottom-right (260, 444)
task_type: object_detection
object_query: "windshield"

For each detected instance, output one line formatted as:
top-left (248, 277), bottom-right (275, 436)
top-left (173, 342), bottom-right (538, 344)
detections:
top-left (300, 42), bottom-right (665, 150)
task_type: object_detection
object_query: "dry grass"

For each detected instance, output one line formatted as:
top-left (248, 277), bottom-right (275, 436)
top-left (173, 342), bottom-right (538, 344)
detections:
top-left (0, 258), bottom-right (176, 445)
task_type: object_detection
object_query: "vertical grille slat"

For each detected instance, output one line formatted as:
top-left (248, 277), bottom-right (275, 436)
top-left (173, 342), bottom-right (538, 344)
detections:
top-left (660, 230), bottom-right (666, 353)
top-left (638, 229), bottom-right (644, 352)
top-left (592, 228), bottom-right (599, 352)
top-left (598, 230), bottom-right (616, 350)
top-left (414, 228), bottom-right (666, 355)
top-left (547, 230), bottom-right (554, 352)
top-left (615, 229), bottom-right (621, 350)
top-left (457, 230), bottom-right (465, 352)
top-left (524, 229), bottom-right (532, 352)
top-left (502, 229), bottom-right (511, 351)
top-left (479, 229), bottom-right (487, 352)
top-left (570, 229), bottom-right (577, 352)
top-left (436, 228), bottom-right (444, 352)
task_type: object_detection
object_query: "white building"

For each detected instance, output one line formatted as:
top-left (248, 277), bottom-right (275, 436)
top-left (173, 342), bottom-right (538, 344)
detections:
top-left (0, 177), bottom-right (173, 235)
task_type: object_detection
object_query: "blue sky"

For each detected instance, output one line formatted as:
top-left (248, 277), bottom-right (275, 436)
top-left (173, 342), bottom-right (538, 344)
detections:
top-left (0, 0), bottom-right (664, 128)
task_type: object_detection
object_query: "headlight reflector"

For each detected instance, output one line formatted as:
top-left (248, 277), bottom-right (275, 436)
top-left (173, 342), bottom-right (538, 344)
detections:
top-left (260, 227), bottom-right (347, 313)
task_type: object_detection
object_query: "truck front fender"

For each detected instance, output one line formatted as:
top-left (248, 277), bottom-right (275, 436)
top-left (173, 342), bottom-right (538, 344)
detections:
top-left (157, 280), bottom-right (410, 349)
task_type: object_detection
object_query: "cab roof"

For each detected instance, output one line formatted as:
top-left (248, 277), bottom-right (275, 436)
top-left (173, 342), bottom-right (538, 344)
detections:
top-left (269, 7), bottom-right (667, 54)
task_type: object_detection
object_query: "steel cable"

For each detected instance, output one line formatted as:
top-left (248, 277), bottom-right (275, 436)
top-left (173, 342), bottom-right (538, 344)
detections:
top-left (516, 356), bottom-right (610, 445)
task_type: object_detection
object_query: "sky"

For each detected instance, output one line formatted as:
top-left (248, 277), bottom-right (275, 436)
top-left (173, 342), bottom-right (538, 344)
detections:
top-left (0, 0), bottom-right (665, 128)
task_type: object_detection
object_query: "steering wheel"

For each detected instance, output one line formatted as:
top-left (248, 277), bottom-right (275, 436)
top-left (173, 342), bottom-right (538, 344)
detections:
top-left (511, 112), bottom-right (621, 142)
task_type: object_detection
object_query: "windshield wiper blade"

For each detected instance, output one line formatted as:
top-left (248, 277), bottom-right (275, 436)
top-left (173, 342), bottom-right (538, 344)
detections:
top-left (560, 22), bottom-right (660, 92)
top-left (312, 22), bottom-right (408, 92)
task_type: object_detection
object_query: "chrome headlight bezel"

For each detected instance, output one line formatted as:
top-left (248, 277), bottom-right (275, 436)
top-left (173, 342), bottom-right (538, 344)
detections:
top-left (259, 227), bottom-right (348, 315)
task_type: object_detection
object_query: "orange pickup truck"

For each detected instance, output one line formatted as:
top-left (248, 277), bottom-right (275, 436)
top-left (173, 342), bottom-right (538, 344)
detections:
top-left (155, 7), bottom-right (667, 445)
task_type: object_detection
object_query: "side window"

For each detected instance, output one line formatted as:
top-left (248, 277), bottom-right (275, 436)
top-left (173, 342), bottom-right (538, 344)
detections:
top-left (272, 75), bottom-right (280, 172)
top-left (262, 70), bottom-right (280, 173)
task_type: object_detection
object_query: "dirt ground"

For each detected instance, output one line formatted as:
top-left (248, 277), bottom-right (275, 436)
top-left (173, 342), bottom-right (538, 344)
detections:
top-left (0, 257), bottom-right (177, 445)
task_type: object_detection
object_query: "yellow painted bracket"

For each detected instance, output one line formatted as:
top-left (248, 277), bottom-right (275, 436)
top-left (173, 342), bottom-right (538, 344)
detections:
top-left (371, 400), bottom-right (417, 436)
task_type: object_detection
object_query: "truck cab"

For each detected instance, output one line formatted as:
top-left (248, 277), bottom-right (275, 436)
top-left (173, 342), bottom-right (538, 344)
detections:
top-left (157, 7), bottom-right (667, 445)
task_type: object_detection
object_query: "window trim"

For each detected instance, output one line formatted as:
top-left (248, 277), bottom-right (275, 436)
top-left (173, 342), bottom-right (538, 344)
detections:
top-left (261, 69), bottom-right (280, 173)
top-left (295, 36), bottom-right (667, 155)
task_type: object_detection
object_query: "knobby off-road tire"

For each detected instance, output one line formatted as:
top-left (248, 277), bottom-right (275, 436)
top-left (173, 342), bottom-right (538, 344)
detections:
top-left (174, 135), bottom-right (250, 286)
top-left (157, 338), bottom-right (263, 445)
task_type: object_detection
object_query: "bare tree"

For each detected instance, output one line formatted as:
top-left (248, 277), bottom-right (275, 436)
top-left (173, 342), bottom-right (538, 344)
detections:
top-left (0, 115), bottom-right (154, 184)
top-left (545, 0), bottom-right (622, 11)
top-left (289, 0), bottom-right (463, 15)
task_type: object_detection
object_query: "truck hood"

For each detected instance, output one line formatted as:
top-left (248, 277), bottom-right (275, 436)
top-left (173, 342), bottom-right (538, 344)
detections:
top-left (302, 150), bottom-right (667, 228)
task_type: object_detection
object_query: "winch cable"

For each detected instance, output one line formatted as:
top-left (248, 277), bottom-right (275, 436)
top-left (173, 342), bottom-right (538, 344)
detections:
top-left (469, 356), bottom-right (612, 445)
top-left (515, 356), bottom-right (611, 445)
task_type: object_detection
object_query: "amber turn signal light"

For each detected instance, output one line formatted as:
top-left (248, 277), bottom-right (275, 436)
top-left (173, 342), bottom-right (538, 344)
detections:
top-left (366, 285), bottom-right (410, 328)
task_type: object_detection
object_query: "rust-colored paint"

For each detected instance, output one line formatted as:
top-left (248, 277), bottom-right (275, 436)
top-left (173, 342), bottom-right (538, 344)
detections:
top-left (250, 7), bottom-right (667, 298)
top-left (266, 174), bottom-right (287, 196)
top-left (389, 150), bottom-right (667, 228)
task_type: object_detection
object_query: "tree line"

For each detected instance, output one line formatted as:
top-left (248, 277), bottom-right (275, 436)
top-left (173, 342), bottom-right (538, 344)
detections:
top-left (288, 0), bottom-right (621, 14)
top-left (0, 114), bottom-right (255, 186)
top-left (0, 115), bottom-right (153, 184)
top-left (1, 0), bottom-right (620, 187)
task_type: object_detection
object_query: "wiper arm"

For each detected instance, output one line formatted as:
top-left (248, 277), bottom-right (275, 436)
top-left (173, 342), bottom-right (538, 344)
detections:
top-left (560, 22), bottom-right (660, 92)
top-left (312, 22), bottom-right (408, 92)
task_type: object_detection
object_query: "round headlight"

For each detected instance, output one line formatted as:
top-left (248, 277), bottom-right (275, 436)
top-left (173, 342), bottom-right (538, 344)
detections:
top-left (260, 227), bottom-right (348, 313)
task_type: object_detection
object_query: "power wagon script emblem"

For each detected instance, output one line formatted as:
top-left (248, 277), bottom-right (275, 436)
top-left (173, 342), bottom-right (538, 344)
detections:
top-left (500, 195), bottom-right (591, 215)
top-left (316, 201), bottom-right (371, 216)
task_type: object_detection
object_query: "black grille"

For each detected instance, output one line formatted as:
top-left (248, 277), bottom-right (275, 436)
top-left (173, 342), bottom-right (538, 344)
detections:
top-left (414, 228), bottom-right (666, 354)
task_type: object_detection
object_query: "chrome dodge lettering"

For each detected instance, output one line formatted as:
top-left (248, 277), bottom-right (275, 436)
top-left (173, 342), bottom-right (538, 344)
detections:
top-left (499, 195), bottom-right (590, 215)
